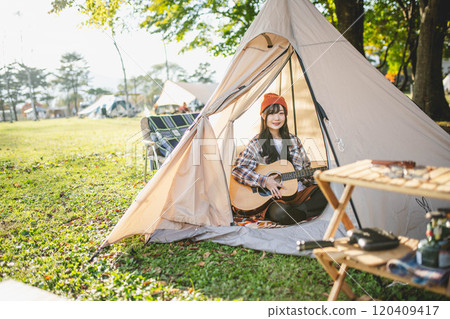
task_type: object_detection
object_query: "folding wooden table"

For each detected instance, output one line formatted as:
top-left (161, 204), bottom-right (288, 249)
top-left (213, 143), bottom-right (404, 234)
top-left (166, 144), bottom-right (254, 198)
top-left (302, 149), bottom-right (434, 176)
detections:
top-left (313, 159), bottom-right (450, 300)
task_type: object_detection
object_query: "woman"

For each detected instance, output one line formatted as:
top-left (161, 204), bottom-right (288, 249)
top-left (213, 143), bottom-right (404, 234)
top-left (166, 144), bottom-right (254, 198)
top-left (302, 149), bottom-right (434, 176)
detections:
top-left (231, 93), bottom-right (328, 225)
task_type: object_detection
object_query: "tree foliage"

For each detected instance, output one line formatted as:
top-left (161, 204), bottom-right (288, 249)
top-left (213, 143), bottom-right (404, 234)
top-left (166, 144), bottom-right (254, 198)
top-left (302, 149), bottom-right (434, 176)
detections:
top-left (55, 52), bottom-right (90, 114)
top-left (365, 0), bottom-right (420, 90)
top-left (186, 62), bottom-right (216, 83)
top-left (51, 0), bottom-right (265, 56)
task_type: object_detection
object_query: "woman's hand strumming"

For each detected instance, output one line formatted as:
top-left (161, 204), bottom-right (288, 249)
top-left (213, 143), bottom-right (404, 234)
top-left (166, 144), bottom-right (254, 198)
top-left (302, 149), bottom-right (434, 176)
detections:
top-left (265, 175), bottom-right (285, 199)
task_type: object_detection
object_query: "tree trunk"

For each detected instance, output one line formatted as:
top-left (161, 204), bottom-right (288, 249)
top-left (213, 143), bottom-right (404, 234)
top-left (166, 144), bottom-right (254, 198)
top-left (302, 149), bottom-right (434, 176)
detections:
top-left (334, 0), bottom-right (365, 56)
top-left (112, 35), bottom-right (131, 117)
top-left (413, 0), bottom-right (450, 120)
top-left (66, 90), bottom-right (71, 117)
top-left (395, 0), bottom-right (420, 81)
top-left (74, 88), bottom-right (78, 115)
top-left (11, 101), bottom-right (18, 121)
top-left (5, 74), bottom-right (18, 121)
top-left (1, 100), bottom-right (5, 122)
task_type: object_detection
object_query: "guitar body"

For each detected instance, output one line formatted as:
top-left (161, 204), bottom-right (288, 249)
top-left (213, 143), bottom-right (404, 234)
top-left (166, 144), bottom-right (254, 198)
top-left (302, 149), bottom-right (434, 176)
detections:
top-left (229, 160), bottom-right (299, 212)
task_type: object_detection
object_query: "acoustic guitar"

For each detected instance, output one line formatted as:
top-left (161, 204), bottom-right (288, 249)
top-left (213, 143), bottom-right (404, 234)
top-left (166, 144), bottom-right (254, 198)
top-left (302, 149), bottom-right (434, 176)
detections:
top-left (229, 160), bottom-right (327, 212)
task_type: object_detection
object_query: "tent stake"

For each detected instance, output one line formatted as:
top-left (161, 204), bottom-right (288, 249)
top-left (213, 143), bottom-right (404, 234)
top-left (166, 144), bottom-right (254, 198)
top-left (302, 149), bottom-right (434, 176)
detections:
top-left (88, 247), bottom-right (102, 263)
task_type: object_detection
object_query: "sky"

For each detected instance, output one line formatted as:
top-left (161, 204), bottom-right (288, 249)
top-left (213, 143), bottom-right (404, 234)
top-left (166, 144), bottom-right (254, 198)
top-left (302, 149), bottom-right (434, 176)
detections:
top-left (0, 0), bottom-right (231, 91)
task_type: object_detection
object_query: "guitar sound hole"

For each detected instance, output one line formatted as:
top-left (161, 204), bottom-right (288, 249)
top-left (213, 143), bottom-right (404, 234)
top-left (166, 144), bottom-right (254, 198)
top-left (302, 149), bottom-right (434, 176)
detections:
top-left (268, 172), bottom-right (282, 185)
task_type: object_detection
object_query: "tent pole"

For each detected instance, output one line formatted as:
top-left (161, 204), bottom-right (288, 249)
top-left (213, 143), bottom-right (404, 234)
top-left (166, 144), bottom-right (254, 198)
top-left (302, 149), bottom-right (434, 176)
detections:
top-left (315, 108), bottom-right (361, 229)
top-left (288, 56), bottom-right (298, 136)
top-left (294, 52), bottom-right (362, 229)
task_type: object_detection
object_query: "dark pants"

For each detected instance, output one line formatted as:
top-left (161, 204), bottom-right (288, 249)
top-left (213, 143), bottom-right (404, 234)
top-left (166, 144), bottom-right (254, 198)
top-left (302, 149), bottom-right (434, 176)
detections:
top-left (266, 186), bottom-right (328, 225)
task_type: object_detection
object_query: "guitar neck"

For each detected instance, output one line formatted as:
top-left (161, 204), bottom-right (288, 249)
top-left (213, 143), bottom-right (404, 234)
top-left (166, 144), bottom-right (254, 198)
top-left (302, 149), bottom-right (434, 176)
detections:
top-left (281, 166), bottom-right (326, 181)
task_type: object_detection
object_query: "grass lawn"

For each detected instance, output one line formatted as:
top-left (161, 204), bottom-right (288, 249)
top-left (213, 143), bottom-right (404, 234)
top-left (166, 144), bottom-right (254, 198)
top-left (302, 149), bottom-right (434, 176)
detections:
top-left (0, 118), bottom-right (448, 301)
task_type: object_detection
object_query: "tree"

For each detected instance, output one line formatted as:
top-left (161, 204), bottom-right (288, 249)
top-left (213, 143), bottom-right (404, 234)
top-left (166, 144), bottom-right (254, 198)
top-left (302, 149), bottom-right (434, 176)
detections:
top-left (0, 64), bottom-right (23, 121)
top-left (149, 62), bottom-right (188, 82)
top-left (17, 64), bottom-right (50, 120)
top-left (413, 0), bottom-right (450, 120)
top-left (117, 63), bottom-right (186, 108)
top-left (363, 1), bottom-right (420, 91)
top-left (186, 62), bottom-right (216, 83)
top-left (313, 0), bottom-right (365, 56)
top-left (334, 0), bottom-right (365, 56)
top-left (51, 1), bottom-right (137, 117)
top-left (0, 75), bottom-right (6, 122)
top-left (85, 87), bottom-right (112, 102)
top-left (55, 52), bottom-right (90, 115)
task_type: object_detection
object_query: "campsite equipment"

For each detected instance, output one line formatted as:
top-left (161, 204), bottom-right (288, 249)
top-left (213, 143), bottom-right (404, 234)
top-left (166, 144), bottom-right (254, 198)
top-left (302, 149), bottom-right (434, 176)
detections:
top-left (95, 0), bottom-right (450, 256)
top-left (416, 209), bottom-right (450, 268)
top-left (370, 160), bottom-right (433, 180)
top-left (347, 227), bottom-right (399, 251)
top-left (297, 227), bottom-right (399, 252)
top-left (140, 113), bottom-right (199, 181)
top-left (229, 160), bottom-right (327, 211)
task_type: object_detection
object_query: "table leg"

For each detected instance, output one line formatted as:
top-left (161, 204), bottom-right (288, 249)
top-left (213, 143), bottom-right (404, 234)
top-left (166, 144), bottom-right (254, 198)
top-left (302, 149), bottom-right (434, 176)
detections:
top-left (328, 263), bottom-right (350, 301)
top-left (315, 253), bottom-right (356, 300)
top-left (323, 184), bottom-right (355, 240)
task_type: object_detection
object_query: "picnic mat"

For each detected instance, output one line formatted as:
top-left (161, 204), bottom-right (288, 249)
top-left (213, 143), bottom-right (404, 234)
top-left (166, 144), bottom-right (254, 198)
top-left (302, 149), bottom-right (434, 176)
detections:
top-left (233, 215), bottom-right (319, 229)
top-left (387, 251), bottom-right (450, 287)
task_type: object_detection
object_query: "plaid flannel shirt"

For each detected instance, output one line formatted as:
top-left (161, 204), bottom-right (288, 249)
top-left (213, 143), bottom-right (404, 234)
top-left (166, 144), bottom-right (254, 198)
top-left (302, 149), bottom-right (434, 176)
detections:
top-left (232, 134), bottom-right (311, 188)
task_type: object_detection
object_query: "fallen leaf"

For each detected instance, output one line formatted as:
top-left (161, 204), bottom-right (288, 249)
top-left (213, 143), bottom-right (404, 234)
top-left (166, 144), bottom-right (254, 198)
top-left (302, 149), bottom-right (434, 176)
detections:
top-left (231, 250), bottom-right (237, 256)
top-left (150, 289), bottom-right (162, 295)
top-left (203, 252), bottom-right (211, 259)
top-left (198, 261), bottom-right (205, 266)
top-left (168, 288), bottom-right (180, 294)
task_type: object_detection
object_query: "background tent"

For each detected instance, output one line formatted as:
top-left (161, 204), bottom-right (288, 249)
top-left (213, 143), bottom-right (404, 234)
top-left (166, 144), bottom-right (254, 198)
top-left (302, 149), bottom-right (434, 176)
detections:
top-left (155, 80), bottom-right (217, 111)
top-left (98, 0), bottom-right (450, 255)
top-left (24, 106), bottom-right (47, 119)
top-left (79, 95), bottom-right (131, 119)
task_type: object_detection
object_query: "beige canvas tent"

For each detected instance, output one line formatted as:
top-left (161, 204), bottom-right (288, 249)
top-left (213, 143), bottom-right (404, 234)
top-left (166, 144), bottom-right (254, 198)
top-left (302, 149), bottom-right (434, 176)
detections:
top-left (98, 0), bottom-right (450, 255)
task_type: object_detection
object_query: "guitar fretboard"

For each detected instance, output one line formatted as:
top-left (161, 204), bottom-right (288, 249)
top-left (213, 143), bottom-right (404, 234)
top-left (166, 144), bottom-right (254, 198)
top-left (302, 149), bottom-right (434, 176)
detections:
top-left (281, 166), bottom-right (327, 181)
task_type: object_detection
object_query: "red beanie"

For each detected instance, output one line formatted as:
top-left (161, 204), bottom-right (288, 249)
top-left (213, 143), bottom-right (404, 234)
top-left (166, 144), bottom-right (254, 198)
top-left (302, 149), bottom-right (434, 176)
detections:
top-left (260, 93), bottom-right (288, 115)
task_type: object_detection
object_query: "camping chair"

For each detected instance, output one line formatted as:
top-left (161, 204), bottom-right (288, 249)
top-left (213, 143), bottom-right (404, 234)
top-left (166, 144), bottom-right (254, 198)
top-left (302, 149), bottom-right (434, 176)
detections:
top-left (141, 112), bottom-right (199, 181)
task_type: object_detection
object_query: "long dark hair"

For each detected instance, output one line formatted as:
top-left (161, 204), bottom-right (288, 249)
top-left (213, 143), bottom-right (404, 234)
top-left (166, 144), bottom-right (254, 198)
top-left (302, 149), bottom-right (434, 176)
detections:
top-left (259, 104), bottom-right (292, 164)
